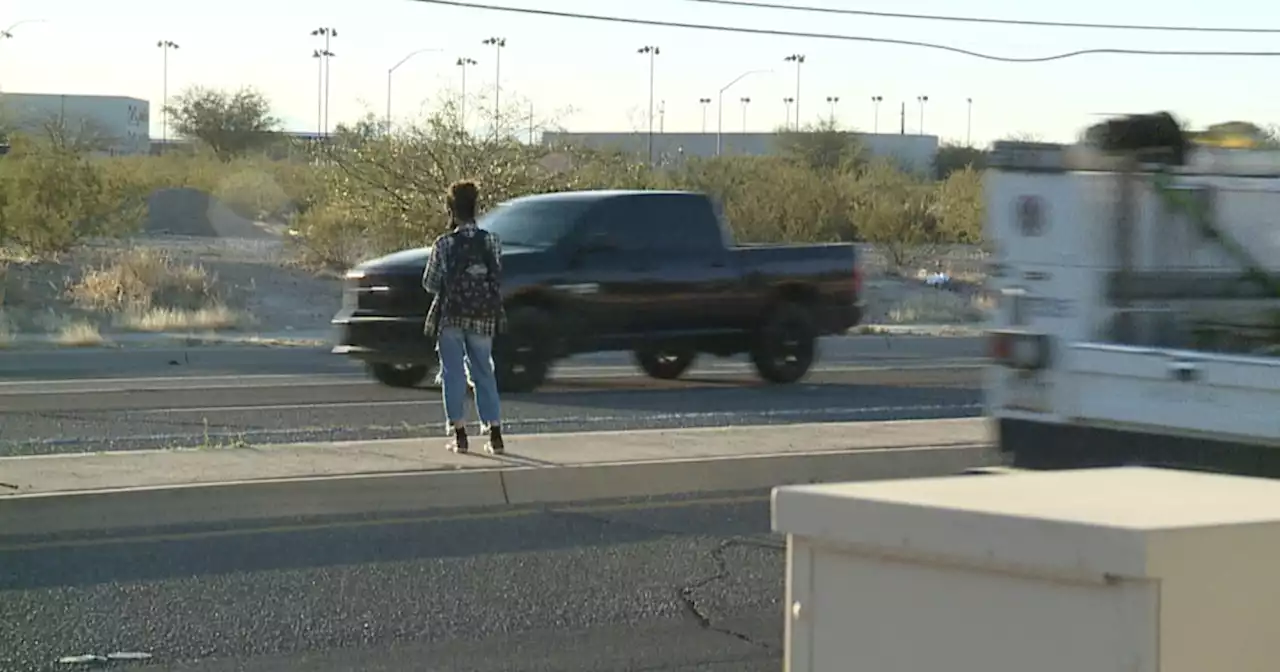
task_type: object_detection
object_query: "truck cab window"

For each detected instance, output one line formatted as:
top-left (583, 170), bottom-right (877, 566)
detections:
top-left (590, 195), bottom-right (723, 253)
top-left (478, 199), bottom-right (592, 249)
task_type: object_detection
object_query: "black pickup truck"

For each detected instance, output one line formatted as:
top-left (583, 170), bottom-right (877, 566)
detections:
top-left (332, 189), bottom-right (863, 392)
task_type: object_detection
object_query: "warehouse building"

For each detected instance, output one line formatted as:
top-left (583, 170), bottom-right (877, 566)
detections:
top-left (0, 92), bottom-right (151, 156)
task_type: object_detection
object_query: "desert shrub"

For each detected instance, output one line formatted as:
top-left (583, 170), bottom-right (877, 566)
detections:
top-left (19, 99), bottom-right (984, 272)
top-left (0, 135), bottom-right (147, 255)
top-left (67, 248), bottom-right (217, 312)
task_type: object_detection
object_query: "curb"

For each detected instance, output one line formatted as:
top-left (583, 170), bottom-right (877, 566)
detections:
top-left (0, 444), bottom-right (996, 540)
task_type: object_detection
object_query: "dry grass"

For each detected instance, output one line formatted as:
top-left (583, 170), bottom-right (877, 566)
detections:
top-left (62, 248), bottom-right (248, 333)
top-left (55, 320), bottom-right (106, 347)
top-left (68, 248), bottom-right (217, 312)
top-left (116, 304), bottom-right (245, 332)
top-left (884, 289), bottom-right (994, 325)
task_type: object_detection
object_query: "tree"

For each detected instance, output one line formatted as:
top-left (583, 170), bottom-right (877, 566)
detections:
top-left (934, 142), bottom-right (987, 179)
top-left (38, 115), bottom-right (115, 153)
top-left (1195, 121), bottom-right (1279, 149)
top-left (165, 86), bottom-right (281, 160)
top-left (773, 119), bottom-right (864, 172)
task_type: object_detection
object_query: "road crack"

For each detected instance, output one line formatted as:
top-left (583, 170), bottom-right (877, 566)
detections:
top-left (548, 506), bottom-right (784, 649)
top-left (678, 537), bottom-right (783, 651)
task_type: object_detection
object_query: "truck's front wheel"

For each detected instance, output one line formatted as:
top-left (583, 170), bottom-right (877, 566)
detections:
top-left (634, 347), bottom-right (697, 380)
top-left (750, 302), bottom-right (817, 384)
top-left (494, 306), bottom-right (554, 393)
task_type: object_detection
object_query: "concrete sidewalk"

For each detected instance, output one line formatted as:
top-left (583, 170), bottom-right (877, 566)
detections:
top-left (0, 418), bottom-right (989, 496)
top-left (0, 419), bottom-right (996, 540)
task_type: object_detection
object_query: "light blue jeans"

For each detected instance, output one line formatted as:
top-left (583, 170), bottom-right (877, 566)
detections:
top-left (437, 326), bottom-right (502, 432)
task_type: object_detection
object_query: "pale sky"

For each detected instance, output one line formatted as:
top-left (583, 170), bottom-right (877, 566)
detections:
top-left (2, 0), bottom-right (1277, 147)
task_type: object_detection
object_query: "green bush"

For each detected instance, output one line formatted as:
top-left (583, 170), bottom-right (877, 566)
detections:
top-left (0, 135), bottom-right (147, 255)
top-left (3, 101), bottom-right (984, 272)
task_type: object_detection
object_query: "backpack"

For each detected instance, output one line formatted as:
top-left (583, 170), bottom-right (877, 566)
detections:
top-left (443, 229), bottom-right (503, 319)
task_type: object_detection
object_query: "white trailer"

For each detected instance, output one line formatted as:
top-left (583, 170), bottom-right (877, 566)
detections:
top-left (984, 116), bottom-right (1280, 475)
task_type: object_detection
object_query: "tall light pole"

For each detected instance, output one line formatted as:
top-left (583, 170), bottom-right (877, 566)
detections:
top-left (310, 49), bottom-right (329, 137)
top-left (783, 54), bottom-right (805, 130)
top-left (637, 45), bottom-right (660, 166)
top-left (966, 97), bottom-right (974, 146)
top-left (386, 47), bottom-right (441, 136)
top-left (917, 95), bottom-right (929, 135)
top-left (698, 97), bottom-right (711, 133)
top-left (871, 95), bottom-right (883, 133)
top-left (716, 69), bottom-right (771, 155)
top-left (482, 37), bottom-right (506, 135)
top-left (311, 27), bottom-right (337, 136)
top-left (156, 40), bottom-right (179, 152)
top-left (783, 97), bottom-right (794, 130)
top-left (825, 95), bottom-right (840, 125)
top-left (739, 97), bottom-right (751, 132)
top-left (456, 56), bottom-right (477, 130)
top-left (659, 100), bottom-right (666, 134)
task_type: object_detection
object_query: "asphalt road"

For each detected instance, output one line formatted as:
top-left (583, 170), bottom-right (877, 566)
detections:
top-left (0, 335), bottom-right (985, 455)
top-left (1, 493), bottom-right (784, 672)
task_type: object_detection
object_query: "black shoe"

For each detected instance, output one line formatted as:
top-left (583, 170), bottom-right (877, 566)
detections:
top-left (448, 426), bottom-right (469, 454)
top-left (485, 425), bottom-right (504, 455)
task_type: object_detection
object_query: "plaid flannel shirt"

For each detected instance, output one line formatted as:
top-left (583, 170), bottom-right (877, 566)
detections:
top-left (422, 222), bottom-right (506, 338)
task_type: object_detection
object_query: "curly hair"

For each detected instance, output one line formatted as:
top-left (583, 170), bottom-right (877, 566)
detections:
top-left (447, 180), bottom-right (480, 221)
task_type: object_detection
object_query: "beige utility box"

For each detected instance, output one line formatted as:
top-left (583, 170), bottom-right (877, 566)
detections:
top-left (772, 466), bottom-right (1280, 672)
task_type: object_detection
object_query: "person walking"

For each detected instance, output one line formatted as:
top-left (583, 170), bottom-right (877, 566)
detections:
top-left (422, 180), bottom-right (505, 454)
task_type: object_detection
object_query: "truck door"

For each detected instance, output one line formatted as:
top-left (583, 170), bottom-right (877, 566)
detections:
top-left (632, 194), bottom-right (738, 334)
top-left (560, 197), bottom-right (660, 340)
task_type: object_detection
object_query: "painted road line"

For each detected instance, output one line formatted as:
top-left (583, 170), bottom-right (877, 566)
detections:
top-left (0, 361), bottom-right (987, 396)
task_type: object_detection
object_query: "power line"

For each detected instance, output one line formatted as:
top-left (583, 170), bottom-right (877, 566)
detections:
top-left (686, 0), bottom-right (1280, 34)
top-left (411, 0), bottom-right (1280, 62)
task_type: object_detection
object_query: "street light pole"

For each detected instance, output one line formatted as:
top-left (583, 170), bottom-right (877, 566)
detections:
top-left (637, 45), bottom-right (660, 166)
top-left (825, 95), bottom-right (840, 125)
top-left (716, 69), bottom-right (771, 156)
top-left (740, 97), bottom-right (751, 132)
top-left (871, 95), bottom-right (883, 133)
top-left (155, 40), bottom-right (179, 152)
top-left (482, 37), bottom-right (506, 136)
top-left (966, 97), bottom-right (974, 146)
top-left (783, 97), bottom-right (794, 130)
top-left (783, 54), bottom-right (805, 130)
top-left (311, 50), bottom-right (329, 138)
top-left (311, 27), bottom-right (338, 136)
top-left (386, 47), bottom-right (442, 136)
top-left (699, 98), bottom-right (711, 133)
top-left (456, 57), bottom-right (477, 130)
top-left (917, 95), bottom-right (929, 135)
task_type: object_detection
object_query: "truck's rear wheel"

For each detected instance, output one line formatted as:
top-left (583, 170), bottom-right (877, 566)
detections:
top-left (366, 362), bottom-right (433, 388)
top-left (494, 306), bottom-right (554, 393)
top-left (750, 302), bottom-right (817, 384)
top-left (634, 347), bottom-right (697, 380)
